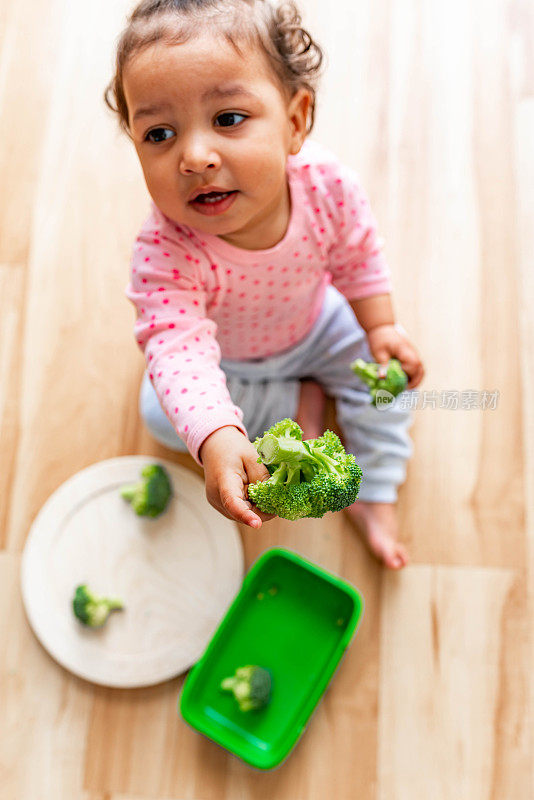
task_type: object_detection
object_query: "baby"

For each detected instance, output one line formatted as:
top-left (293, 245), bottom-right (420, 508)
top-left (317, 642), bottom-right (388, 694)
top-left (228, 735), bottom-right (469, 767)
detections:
top-left (106, 0), bottom-right (424, 568)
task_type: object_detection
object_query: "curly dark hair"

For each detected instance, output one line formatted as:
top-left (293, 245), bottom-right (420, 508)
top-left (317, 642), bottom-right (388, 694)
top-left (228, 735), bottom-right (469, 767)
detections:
top-left (104, 0), bottom-right (324, 135)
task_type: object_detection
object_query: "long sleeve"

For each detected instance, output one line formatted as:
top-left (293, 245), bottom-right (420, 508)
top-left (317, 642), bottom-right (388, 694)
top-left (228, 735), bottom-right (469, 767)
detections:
top-left (326, 164), bottom-right (392, 301)
top-left (126, 214), bottom-right (247, 463)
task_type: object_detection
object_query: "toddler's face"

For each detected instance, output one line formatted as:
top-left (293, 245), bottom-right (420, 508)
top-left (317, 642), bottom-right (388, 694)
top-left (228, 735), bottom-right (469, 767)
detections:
top-left (124, 33), bottom-right (309, 249)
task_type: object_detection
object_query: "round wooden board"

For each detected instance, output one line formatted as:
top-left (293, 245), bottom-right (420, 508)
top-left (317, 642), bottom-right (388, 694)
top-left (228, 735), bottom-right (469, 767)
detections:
top-left (21, 456), bottom-right (244, 688)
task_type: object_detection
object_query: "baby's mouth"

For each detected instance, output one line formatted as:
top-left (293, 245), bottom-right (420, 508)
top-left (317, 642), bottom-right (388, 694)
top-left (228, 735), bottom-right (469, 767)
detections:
top-left (188, 190), bottom-right (239, 216)
top-left (190, 190), bottom-right (238, 205)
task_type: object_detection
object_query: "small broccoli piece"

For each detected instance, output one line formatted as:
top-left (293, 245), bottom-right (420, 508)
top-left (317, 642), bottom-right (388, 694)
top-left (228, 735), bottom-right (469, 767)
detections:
top-left (120, 463), bottom-right (172, 517)
top-left (220, 665), bottom-right (272, 712)
top-left (351, 358), bottom-right (408, 405)
top-left (72, 584), bottom-right (123, 627)
top-left (247, 419), bottom-right (362, 520)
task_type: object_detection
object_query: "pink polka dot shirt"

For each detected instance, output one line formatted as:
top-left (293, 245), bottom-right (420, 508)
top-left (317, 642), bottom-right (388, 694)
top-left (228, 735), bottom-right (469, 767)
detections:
top-left (126, 140), bottom-right (392, 463)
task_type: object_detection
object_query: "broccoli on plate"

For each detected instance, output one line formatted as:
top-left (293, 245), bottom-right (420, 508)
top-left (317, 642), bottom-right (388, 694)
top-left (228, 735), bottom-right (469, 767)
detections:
top-left (247, 418), bottom-right (362, 520)
top-left (351, 358), bottom-right (408, 406)
top-left (221, 665), bottom-right (272, 712)
top-left (120, 463), bottom-right (172, 517)
top-left (72, 584), bottom-right (124, 627)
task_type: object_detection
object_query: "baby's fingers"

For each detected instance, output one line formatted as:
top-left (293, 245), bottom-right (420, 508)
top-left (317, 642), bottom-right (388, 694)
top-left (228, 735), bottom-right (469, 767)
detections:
top-left (396, 345), bottom-right (424, 389)
top-left (406, 361), bottom-right (425, 389)
top-left (243, 453), bottom-right (271, 485)
top-left (219, 475), bottom-right (263, 529)
top-left (401, 356), bottom-right (425, 389)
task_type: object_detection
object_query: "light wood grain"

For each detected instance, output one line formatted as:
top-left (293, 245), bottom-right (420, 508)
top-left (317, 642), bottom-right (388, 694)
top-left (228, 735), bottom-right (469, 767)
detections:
top-left (0, 263), bottom-right (24, 549)
top-left (378, 566), bottom-right (529, 799)
top-left (515, 73), bottom-right (534, 800)
top-left (1, 0), bottom-right (532, 797)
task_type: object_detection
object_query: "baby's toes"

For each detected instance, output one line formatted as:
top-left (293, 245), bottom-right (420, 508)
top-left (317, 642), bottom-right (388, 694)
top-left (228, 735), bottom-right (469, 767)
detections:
top-left (385, 542), bottom-right (409, 570)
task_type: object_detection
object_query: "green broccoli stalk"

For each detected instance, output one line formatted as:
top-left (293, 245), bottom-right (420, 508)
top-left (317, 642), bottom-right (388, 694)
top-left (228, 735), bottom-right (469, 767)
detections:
top-left (120, 464), bottom-right (172, 517)
top-left (351, 358), bottom-right (408, 406)
top-left (220, 665), bottom-right (272, 712)
top-left (247, 419), bottom-right (362, 520)
top-left (72, 584), bottom-right (124, 627)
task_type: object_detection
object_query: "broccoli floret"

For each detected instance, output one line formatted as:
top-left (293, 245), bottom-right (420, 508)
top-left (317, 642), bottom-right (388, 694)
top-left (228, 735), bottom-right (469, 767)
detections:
top-left (72, 584), bottom-right (124, 627)
top-left (247, 419), bottom-right (362, 520)
top-left (220, 665), bottom-right (272, 712)
top-left (120, 464), bottom-right (172, 517)
top-left (351, 358), bottom-right (408, 405)
top-left (261, 417), bottom-right (303, 440)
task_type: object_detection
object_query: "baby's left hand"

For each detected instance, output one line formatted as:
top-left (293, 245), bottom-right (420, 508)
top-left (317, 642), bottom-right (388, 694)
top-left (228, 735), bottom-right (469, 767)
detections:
top-left (367, 324), bottom-right (424, 389)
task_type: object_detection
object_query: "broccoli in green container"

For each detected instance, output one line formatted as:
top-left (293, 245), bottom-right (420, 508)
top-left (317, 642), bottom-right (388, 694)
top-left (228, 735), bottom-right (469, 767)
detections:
top-left (221, 665), bottom-right (272, 712)
top-left (120, 463), bottom-right (172, 517)
top-left (351, 358), bottom-right (408, 406)
top-left (72, 584), bottom-right (124, 627)
top-left (247, 418), bottom-right (362, 521)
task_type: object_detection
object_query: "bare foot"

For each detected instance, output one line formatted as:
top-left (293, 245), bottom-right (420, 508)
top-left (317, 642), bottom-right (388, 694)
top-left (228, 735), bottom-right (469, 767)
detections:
top-left (344, 500), bottom-right (409, 570)
top-left (295, 379), bottom-right (326, 439)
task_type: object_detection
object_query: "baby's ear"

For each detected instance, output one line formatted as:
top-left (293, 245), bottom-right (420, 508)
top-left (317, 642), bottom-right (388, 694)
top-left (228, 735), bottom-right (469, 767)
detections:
top-left (288, 88), bottom-right (312, 154)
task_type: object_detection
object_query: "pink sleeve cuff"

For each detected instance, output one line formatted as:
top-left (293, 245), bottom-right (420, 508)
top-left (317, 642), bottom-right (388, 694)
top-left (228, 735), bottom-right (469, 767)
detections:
top-left (186, 413), bottom-right (249, 465)
top-left (341, 277), bottom-right (392, 301)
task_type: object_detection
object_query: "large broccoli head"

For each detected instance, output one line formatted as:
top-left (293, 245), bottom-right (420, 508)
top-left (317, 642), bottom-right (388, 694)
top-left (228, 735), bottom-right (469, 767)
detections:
top-left (72, 584), bottom-right (123, 627)
top-left (247, 419), bottom-right (362, 520)
top-left (351, 358), bottom-right (408, 406)
top-left (220, 665), bottom-right (272, 712)
top-left (120, 463), bottom-right (172, 517)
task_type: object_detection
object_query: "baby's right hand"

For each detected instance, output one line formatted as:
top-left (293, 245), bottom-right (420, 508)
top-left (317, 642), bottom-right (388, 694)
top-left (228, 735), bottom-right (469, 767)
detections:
top-left (199, 426), bottom-right (274, 529)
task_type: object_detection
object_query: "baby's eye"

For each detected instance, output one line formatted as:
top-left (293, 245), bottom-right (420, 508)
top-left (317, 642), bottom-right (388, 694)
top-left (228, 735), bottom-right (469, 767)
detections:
top-left (215, 112), bottom-right (247, 128)
top-left (145, 127), bottom-right (175, 143)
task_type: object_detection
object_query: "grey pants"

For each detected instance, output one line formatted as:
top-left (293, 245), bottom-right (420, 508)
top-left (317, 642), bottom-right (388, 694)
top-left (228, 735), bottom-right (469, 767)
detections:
top-left (140, 285), bottom-right (413, 502)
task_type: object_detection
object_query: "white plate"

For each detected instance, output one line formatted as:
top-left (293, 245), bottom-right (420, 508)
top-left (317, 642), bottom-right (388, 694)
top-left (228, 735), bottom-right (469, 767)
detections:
top-left (21, 456), bottom-right (244, 688)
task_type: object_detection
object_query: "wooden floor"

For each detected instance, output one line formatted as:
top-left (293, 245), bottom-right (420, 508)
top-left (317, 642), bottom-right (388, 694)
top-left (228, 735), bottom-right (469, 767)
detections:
top-left (1, 0), bottom-right (533, 797)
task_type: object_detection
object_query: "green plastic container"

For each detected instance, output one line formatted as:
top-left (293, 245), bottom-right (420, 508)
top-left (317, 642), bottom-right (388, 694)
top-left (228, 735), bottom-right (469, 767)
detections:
top-left (179, 547), bottom-right (364, 769)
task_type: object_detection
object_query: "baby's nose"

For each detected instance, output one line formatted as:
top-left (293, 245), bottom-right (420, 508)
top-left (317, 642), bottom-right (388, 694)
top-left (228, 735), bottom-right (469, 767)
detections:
top-left (179, 140), bottom-right (220, 174)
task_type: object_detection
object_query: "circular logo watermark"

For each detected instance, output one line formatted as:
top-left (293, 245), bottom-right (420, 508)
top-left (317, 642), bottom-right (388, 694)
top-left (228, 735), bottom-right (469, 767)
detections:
top-left (375, 389), bottom-right (395, 410)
